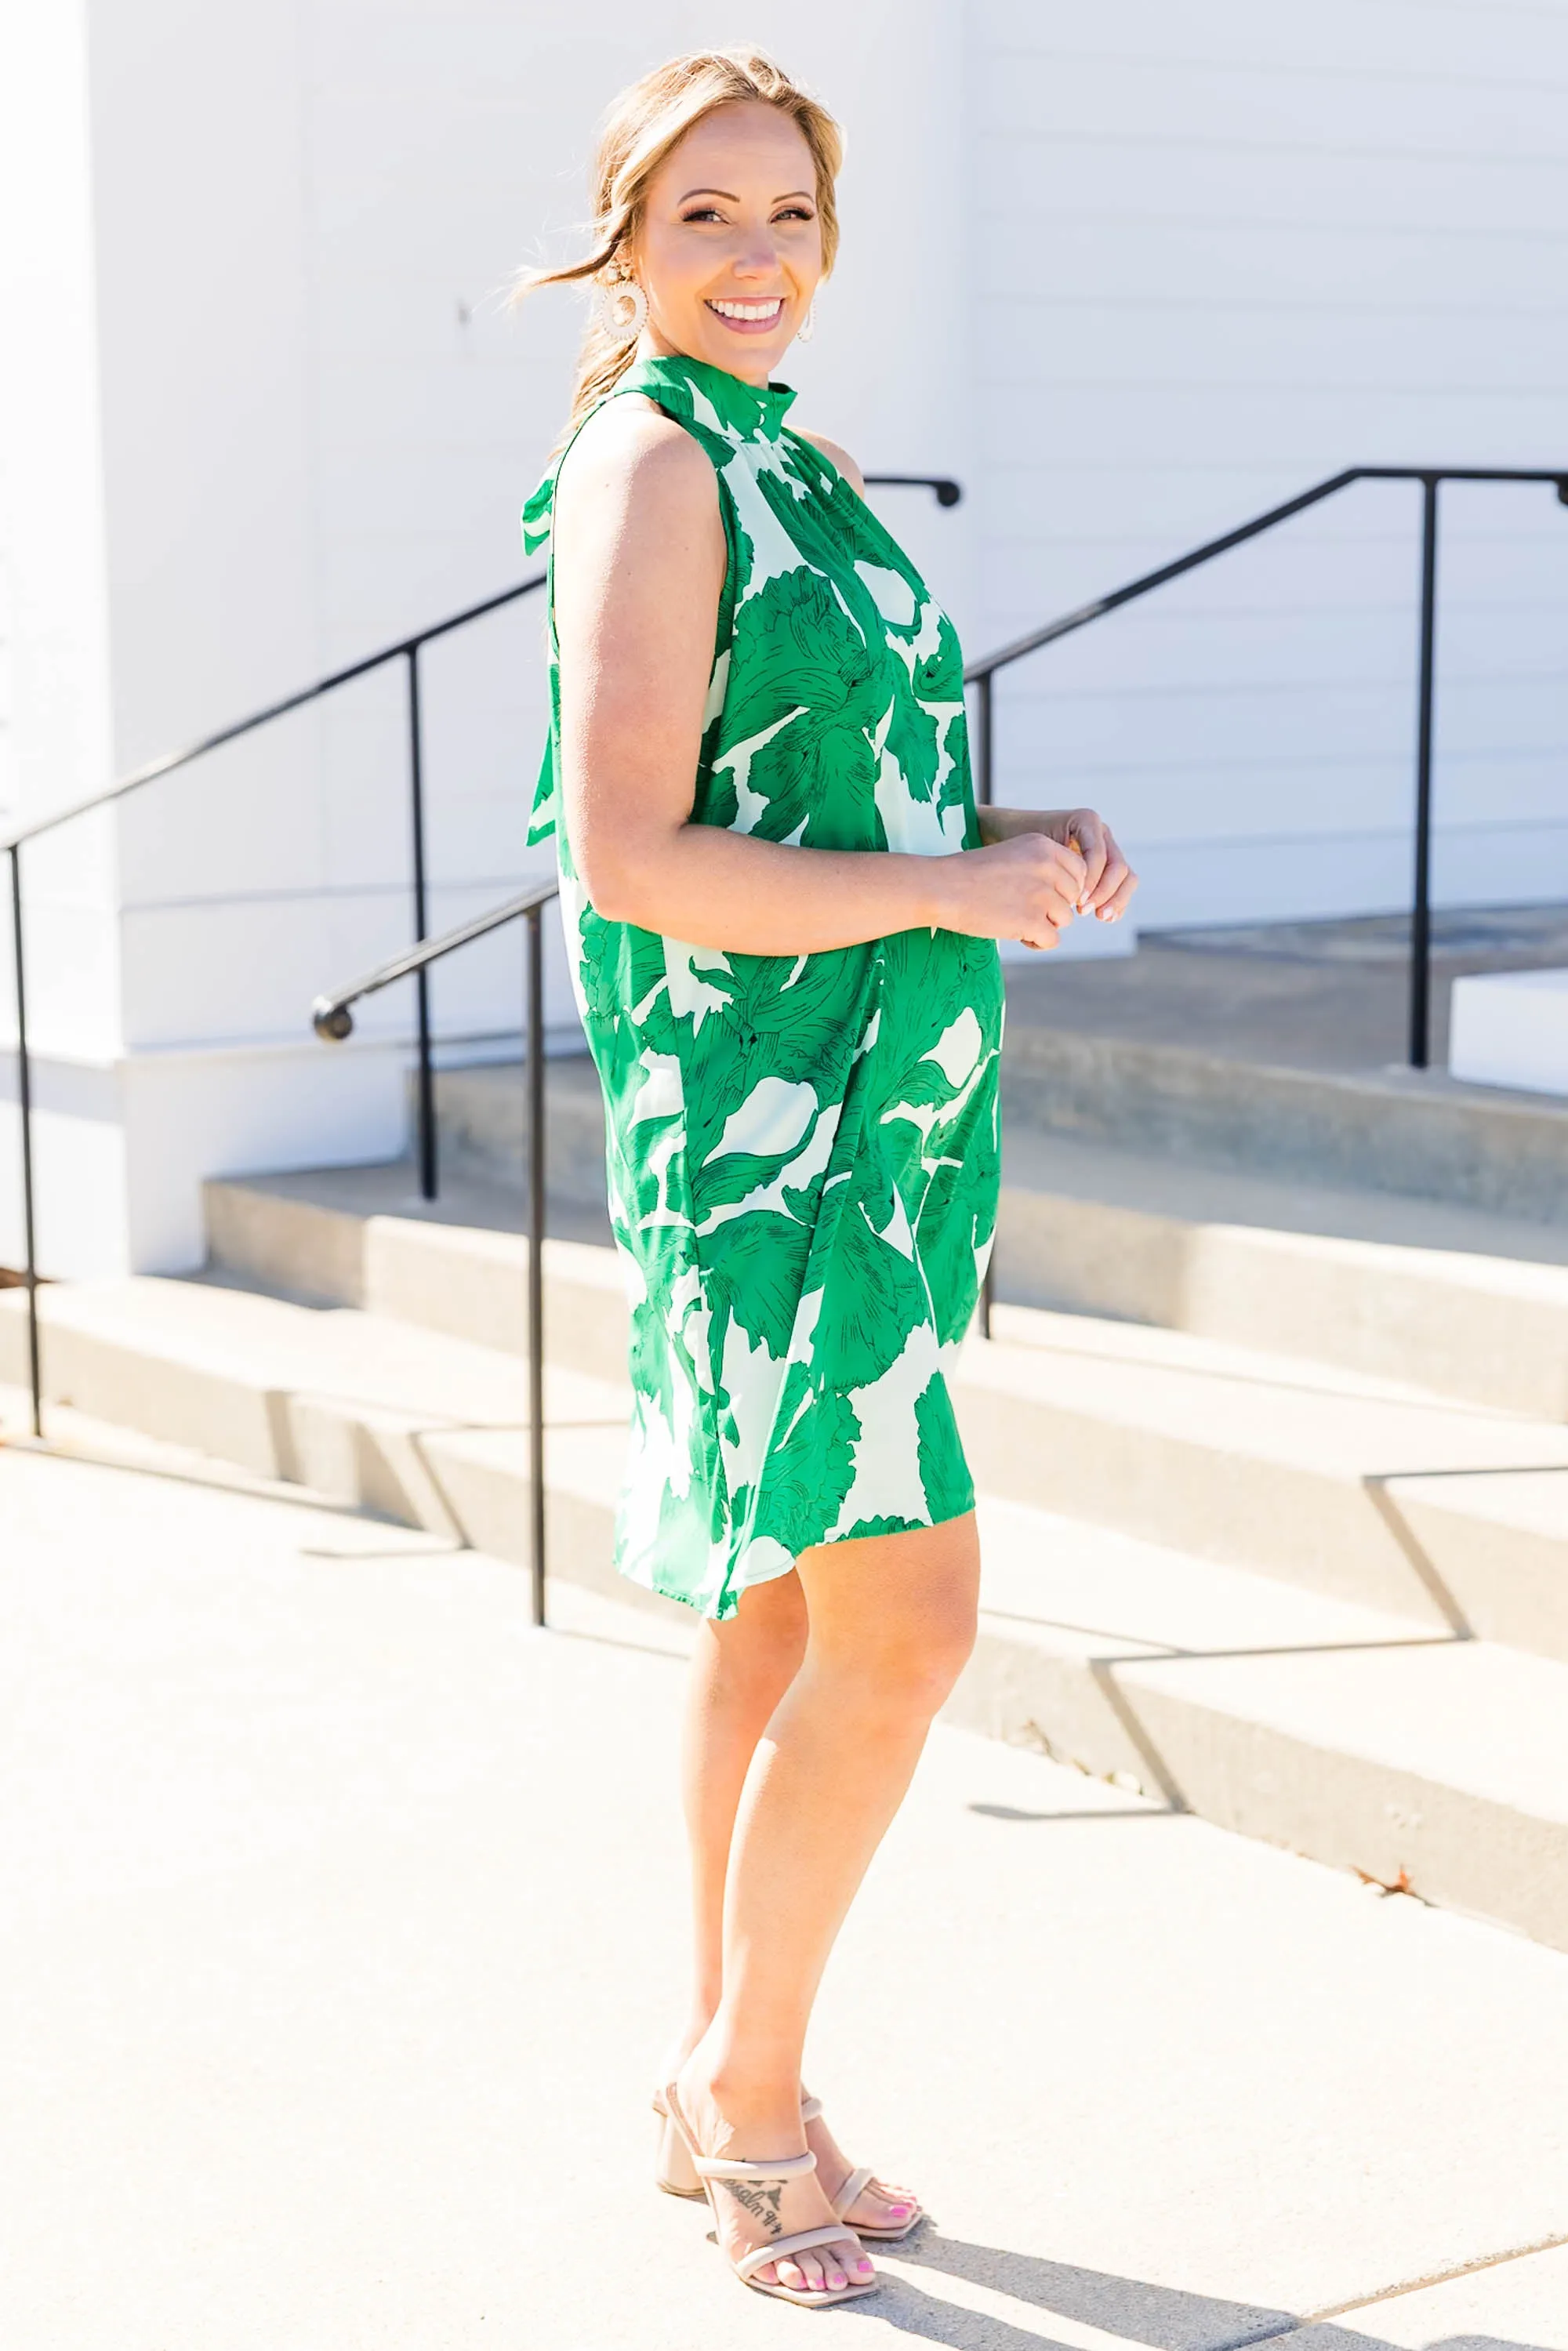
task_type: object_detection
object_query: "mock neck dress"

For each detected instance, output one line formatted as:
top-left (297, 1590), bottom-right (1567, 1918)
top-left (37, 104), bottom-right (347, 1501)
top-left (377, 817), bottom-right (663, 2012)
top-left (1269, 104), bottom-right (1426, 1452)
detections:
top-left (523, 351), bottom-right (1003, 1620)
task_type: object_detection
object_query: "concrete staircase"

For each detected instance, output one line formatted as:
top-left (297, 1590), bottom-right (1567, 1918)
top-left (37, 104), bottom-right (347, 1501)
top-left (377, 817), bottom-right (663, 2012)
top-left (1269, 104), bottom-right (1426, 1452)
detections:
top-left (5, 1000), bottom-right (1568, 1954)
top-left (995, 912), bottom-right (1568, 1224)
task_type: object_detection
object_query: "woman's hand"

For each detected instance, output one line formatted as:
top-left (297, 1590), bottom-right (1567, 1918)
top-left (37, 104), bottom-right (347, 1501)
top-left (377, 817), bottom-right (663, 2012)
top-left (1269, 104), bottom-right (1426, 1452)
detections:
top-left (1060, 807), bottom-right (1137, 923)
top-left (934, 832), bottom-right (1089, 951)
top-left (975, 805), bottom-right (1138, 941)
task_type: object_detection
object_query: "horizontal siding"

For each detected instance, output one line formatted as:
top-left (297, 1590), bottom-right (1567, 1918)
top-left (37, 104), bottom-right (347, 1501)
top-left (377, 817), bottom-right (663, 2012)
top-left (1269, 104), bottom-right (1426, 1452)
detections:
top-left (973, 0), bottom-right (1568, 924)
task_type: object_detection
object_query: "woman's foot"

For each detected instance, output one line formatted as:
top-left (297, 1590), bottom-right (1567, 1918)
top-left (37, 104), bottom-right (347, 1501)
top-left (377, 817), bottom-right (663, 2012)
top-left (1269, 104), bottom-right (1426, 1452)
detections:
top-left (801, 2098), bottom-right (922, 2236)
top-left (659, 2026), bottom-right (920, 2237)
top-left (671, 2052), bottom-right (875, 2297)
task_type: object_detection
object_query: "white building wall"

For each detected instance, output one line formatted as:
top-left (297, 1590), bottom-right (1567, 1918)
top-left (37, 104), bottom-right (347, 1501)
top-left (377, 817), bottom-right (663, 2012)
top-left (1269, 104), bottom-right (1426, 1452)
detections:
top-left (2, 0), bottom-right (1565, 1275)
top-left (5, 0), bottom-right (975, 1275)
top-left (971, 0), bottom-right (1568, 927)
top-left (0, 0), bottom-right (125, 1276)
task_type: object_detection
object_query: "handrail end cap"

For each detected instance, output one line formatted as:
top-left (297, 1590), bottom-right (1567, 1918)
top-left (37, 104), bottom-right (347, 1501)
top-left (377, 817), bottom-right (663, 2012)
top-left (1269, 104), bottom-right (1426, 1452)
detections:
top-left (312, 998), bottom-right (354, 1043)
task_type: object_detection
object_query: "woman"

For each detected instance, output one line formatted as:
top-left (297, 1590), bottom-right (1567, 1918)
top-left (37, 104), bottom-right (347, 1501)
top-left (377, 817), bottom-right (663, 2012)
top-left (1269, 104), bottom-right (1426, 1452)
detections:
top-left (521, 48), bottom-right (1135, 2309)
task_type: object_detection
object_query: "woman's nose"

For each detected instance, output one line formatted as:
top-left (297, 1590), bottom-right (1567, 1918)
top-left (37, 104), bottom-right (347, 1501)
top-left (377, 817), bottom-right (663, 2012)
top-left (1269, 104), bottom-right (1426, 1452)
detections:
top-left (732, 236), bottom-right (782, 280)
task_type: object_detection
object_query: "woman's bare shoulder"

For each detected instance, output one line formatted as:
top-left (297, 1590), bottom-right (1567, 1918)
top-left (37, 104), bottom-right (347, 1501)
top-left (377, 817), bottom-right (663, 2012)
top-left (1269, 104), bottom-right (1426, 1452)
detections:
top-left (793, 428), bottom-right (865, 497)
top-left (553, 392), bottom-right (718, 534)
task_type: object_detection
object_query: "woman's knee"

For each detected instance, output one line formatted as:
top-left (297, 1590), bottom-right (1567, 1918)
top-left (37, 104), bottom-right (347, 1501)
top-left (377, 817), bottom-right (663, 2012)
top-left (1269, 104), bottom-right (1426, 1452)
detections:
top-left (885, 1605), bottom-right (977, 1713)
top-left (814, 1594), bottom-right (978, 1724)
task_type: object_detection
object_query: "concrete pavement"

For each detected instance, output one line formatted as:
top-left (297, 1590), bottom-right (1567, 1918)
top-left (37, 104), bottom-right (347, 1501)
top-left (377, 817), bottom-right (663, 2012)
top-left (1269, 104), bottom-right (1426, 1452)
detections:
top-left (2, 1413), bottom-right (1566, 2349)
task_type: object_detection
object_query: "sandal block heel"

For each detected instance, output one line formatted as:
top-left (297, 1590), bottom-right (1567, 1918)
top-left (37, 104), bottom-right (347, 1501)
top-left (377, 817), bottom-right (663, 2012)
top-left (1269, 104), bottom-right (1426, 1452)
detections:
top-left (652, 2095), bottom-right (704, 2198)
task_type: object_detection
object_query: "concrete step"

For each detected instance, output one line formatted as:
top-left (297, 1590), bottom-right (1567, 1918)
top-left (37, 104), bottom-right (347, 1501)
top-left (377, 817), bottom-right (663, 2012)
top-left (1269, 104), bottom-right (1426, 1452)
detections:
top-left (996, 1126), bottom-right (1568, 1420)
top-left (0, 1273), bottom-right (630, 1547)
top-left (199, 1177), bottom-right (1568, 1667)
top-left (203, 1165), bottom-right (622, 1380)
top-left (422, 1053), bottom-right (609, 1202)
top-left (996, 918), bottom-right (1568, 1224)
top-left (5, 1292), bottom-right (1567, 1954)
top-left (999, 1019), bottom-right (1568, 1226)
top-left (964, 1302), bottom-right (1568, 1659)
top-left (351, 1440), bottom-right (1568, 1954)
top-left (208, 1115), bottom-right (1568, 1422)
top-left (961, 1496), bottom-right (1568, 1955)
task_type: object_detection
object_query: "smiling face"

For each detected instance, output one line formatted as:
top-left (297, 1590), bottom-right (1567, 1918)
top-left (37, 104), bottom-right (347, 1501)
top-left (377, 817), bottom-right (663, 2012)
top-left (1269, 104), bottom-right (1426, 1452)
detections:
top-left (629, 100), bottom-right (825, 384)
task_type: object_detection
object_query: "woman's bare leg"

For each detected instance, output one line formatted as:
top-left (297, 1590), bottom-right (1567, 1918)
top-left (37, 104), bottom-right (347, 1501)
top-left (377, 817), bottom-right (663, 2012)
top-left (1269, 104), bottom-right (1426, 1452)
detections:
top-left (669, 1569), bottom-right (808, 2070)
top-left (667, 1562), bottom-right (922, 2233)
top-left (673, 1512), bottom-right (980, 2293)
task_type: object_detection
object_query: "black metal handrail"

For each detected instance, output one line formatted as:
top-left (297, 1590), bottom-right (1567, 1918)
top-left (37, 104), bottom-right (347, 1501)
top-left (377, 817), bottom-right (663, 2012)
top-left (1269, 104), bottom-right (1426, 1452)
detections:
top-left (1, 472), bottom-right (961, 1442)
top-left (964, 466), bottom-right (1568, 1070)
top-left (2, 569), bottom-right (550, 1445)
top-left (313, 878), bottom-right (560, 1627)
top-left (963, 463), bottom-right (1568, 1340)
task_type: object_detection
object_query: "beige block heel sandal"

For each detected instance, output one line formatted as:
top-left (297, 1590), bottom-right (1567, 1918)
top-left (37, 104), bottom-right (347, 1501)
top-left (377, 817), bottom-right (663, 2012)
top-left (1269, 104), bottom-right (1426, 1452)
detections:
top-left (799, 2092), bottom-right (926, 2240)
top-left (653, 2092), bottom-right (704, 2198)
top-left (654, 2086), bottom-right (925, 2238)
top-left (660, 2078), bottom-right (879, 2309)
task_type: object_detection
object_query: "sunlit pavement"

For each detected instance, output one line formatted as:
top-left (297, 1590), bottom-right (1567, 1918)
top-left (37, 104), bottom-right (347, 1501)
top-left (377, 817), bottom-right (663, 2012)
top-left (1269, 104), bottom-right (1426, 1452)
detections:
top-left (2, 1420), bottom-right (1566, 2350)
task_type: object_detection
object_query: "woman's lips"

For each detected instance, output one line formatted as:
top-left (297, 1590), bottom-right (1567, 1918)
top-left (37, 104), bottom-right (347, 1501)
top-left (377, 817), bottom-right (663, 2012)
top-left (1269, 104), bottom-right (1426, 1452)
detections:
top-left (705, 297), bottom-right (786, 335)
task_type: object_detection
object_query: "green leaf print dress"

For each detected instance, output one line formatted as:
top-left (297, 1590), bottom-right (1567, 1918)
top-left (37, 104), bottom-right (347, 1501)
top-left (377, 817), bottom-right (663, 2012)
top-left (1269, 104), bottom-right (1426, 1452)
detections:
top-left (523, 352), bottom-right (1004, 1620)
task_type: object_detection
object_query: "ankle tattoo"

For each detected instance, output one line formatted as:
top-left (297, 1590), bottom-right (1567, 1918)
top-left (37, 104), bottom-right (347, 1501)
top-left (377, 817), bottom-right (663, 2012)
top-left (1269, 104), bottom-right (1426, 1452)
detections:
top-left (719, 2178), bottom-right (784, 2237)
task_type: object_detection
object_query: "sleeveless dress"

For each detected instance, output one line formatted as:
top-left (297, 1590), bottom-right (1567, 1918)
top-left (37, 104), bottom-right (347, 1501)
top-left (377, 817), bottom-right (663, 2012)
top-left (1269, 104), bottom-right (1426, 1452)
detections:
top-left (523, 351), bottom-right (1003, 1620)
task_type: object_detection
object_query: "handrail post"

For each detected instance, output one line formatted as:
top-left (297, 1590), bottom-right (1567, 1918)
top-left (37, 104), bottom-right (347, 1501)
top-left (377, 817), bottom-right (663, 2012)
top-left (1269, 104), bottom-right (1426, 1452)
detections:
top-left (971, 666), bottom-right (996, 1341)
top-left (1410, 477), bottom-right (1439, 1069)
top-left (8, 844), bottom-right (42, 1437)
top-left (973, 667), bottom-right (994, 809)
top-left (407, 643), bottom-right (438, 1197)
top-left (525, 904), bottom-right (546, 1627)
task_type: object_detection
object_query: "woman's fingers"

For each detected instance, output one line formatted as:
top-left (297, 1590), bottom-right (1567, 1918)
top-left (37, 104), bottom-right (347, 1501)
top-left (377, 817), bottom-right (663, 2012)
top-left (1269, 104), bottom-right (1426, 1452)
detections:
top-left (1068, 811), bottom-right (1138, 918)
top-left (1065, 811), bottom-right (1110, 907)
top-left (1094, 866), bottom-right (1138, 922)
top-left (1049, 836), bottom-right (1089, 909)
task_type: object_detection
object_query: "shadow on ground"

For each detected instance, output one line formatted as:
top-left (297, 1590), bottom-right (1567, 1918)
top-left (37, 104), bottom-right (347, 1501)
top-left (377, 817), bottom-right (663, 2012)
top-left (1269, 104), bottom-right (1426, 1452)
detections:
top-left (838, 2233), bottom-right (1556, 2351)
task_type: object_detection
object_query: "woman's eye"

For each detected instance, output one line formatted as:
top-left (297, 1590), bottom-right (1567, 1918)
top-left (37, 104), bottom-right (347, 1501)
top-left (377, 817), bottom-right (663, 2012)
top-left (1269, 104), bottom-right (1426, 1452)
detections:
top-left (681, 205), bottom-right (814, 225)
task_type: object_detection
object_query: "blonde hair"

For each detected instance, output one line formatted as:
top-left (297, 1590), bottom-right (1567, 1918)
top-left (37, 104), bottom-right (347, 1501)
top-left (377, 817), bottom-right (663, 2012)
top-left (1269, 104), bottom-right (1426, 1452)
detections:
top-left (517, 49), bottom-right (843, 452)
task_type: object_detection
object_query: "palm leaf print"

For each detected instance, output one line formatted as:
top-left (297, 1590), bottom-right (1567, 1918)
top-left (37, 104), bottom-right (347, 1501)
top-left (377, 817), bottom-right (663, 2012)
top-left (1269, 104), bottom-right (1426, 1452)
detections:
top-left (525, 353), bottom-right (1003, 1618)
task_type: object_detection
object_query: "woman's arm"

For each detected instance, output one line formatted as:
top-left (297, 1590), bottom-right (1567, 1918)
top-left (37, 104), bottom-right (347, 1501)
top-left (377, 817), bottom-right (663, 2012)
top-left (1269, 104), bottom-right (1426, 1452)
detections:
top-left (550, 401), bottom-right (1088, 956)
top-left (977, 803), bottom-right (1138, 923)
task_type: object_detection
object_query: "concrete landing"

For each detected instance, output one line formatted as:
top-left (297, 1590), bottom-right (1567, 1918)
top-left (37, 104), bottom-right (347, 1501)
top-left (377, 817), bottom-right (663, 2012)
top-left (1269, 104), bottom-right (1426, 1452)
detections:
top-left (1044, 901), bottom-right (1568, 1074)
top-left (2, 1432), bottom-right (1566, 2349)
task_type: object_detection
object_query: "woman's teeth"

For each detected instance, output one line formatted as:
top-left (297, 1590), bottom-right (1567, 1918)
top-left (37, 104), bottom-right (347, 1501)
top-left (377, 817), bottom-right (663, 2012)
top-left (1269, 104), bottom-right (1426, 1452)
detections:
top-left (707, 298), bottom-right (784, 323)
